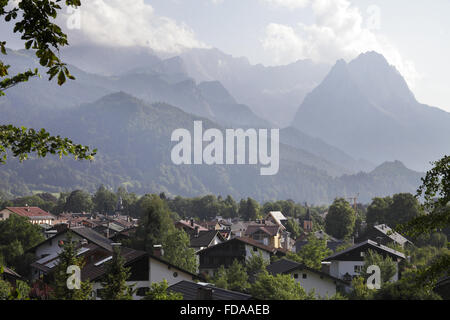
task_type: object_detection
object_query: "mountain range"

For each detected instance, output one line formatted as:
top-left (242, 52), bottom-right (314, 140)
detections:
top-left (1, 46), bottom-right (444, 204)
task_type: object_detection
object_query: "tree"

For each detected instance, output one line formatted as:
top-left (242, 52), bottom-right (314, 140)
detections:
top-left (387, 193), bottom-right (423, 227)
top-left (211, 266), bottom-right (229, 289)
top-left (398, 155), bottom-right (450, 289)
top-left (99, 246), bottom-right (134, 300)
top-left (226, 259), bottom-right (249, 292)
top-left (366, 197), bottom-right (392, 226)
top-left (0, 279), bottom-right (11, 300)
top-left (211, 260), bottom-right (250, 293)
top-left (144, 279), bottom-right (183, 300)
top-left (239, 198), bottom-right (260, 221)
top-left (162, 228), bottom-right (198, 274)
top-left (131, 194), bottom-right (175, 253)
top-left (348, 276), bottom-right (374, 300)
top-left (93, 185), bottom-right (117, 215)
top-left (64, 190), bottom-right (93, 213)
top-left (51, 232), bottom-right (93, 300)
top-left (297, 234), bottom-right (332, 270)
top-left (250, 270), bottom-right (307, 300)
top-left (0, 214), bottom-right (44, 276)
top-left (246, 251), bottom-right (269, 282)
top-left (285, 218), bottom-right (302, 239)
top-left (0, 0), bottom-right (96, 164)
top-left (373, 272), bottom-right (442, 300)
top-left (325, 198), bottom-right (356, 239)
top-left (116, 187), bottom-right (138, 218)
top-left (361, 250), bottom-right (397, 285)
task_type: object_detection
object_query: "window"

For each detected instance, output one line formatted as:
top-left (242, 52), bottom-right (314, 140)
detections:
top-left (293, 273), bottom-right (298, 279)
top-left (360, 252), bottom-right (365, 257)
top-left (253, 247), bottom-right (258, 252)
top-left (302, 273), bottom-right (307, 279)
top-left (354, 265), bottom-right (362, 273)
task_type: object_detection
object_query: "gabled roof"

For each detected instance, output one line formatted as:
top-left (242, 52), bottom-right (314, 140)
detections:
top-left (1, 266), bottom-right (22, 279)
top-left (266, 258), bottom-right (349, 285)
top-left (373, 224), bottom-right (411, 245)
top-left (245, 224), bottom-right (280, 237)
top-left (149, 255), bottom-right (204, 281)
top-left (197, 236), bottom-right (282, 255)
top-left (266, 211), bottom-right (287, 226)
top-left (176, 220), bottom-right (209, 232)
top-left (324, 240), bottom-right (406, 261)
top-left (81, 246), bottom-right (147, 282)
top-left (168, 280), bottom-right (252, 300)
top-left (5, 207), bottom-right (55, 220)
top-left (190, 230), bottom-right (224, 248)
top-left (27, 226), bottom-right (114, 253)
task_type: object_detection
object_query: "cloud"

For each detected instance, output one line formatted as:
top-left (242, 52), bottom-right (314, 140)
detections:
top-left (262, 0), bottom-right (420, 87)
top-left (263, 0), bottom-right (310, 9)
top-left (60, 0), bottom-right (207, 54)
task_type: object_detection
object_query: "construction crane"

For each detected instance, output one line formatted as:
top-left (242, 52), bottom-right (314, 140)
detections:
top-left (346, 193), bottom-right (359, 213)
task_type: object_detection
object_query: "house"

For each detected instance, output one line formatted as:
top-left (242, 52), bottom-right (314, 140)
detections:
top-left (245, 223), bottom-right (282, 248)
top-left (197, 237), bottom-right (286, 277)
top-left (1, 266), bottom-right (22, 286)
top-left (28, 227), bottom-right (116, 280)
top-left (323, 240), bottom-right (406, 282)
top-left (356, 224), bottom-right (412, 248)
top-left (190, 230), bottom-right (226, 252)
top-left (169, 280), bottom-right (253, 300)
top-left (230, 221), bottom-right (248, 238)
top-left (267, 258), bottom-right (350, 298)
top-left (265, 211), bottom-right (287, 229)
top-left (175, 219), bottom-right (209, 237)
top-left (295, 230), bottom-right (344, 253)
top-left (28, 226), bottom-right (202, 300)
top-left (0, 206), bottom-right (56, 225)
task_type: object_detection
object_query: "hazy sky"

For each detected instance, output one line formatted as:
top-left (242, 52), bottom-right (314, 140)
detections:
top-left (2, 0), bottom-right (449, 111)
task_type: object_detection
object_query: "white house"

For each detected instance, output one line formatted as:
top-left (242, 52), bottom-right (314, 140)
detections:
top-left (28, 226), bottom-right (202, 299)
top-left (0, 206), bottom-right (55, 225)
top-left (323, 240), bottom-right (406, 282)
top-left (267, 258), bottom-right (350, 298)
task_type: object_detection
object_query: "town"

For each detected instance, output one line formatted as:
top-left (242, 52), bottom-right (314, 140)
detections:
top-left (0, 189), bottom-right (448, 300)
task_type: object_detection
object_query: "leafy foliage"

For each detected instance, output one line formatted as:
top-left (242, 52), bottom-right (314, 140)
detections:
top-left (144, 279), bottom-right (183, 300)
top-left (361, 250), bottom-right (397, 285)
top-left (250, 270), bottom-right (307, 300)
top-left (296, 234), bottom-right (332, 270)
top-left (51, 232), bottom-right (93, 300)
top-left (0, 214), bottom-right (44, 276)
top-left (211, 259), bottom-right (249, 293)
top-left (162, 228), bottom-right (198, 274)
top-left (99, 246), bottom-right (134, 300)
top-left (325, 198), bottom-right (356, 239)
top-left (0, 125), bottom-right (96, 164)
top-left (0, 0), bottom-right (96, 164)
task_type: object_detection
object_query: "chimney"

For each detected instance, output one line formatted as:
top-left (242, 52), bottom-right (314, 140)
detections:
top-left (196, 287), bottom-right (214, 300)
top-left (106, 220), bottom-right (110, 238)
top-left (153, 244), bottom-right (164, 257)
top-left (195, 226), bottom-right (200, 237)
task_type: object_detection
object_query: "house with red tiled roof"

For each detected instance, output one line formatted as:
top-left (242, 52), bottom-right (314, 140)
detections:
top-left (175, 219), bottom-right (208, 237)
top-left (0, 206), bottom-right (55, 225)
top-left (245, 223), bottom-right (282, 248)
